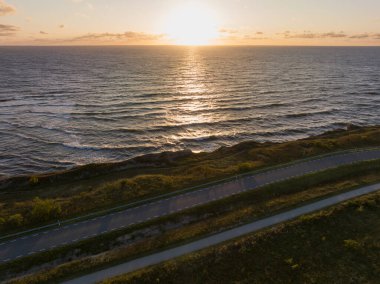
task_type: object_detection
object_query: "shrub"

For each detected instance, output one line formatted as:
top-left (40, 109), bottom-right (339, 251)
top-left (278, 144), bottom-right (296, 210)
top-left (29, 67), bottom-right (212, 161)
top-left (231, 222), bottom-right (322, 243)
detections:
top-left (237, 162), bottom-right (254, 173)
top-left (7, 214), bottom-right (24, 228)
top-left (343, 239), bottom-right (361, 250)
top-left (291, 264), bottom-right (300, 270)
top-left (285, 258), bottom-right (294, 264)
top-left (29, 176), bottom-right (39, 186)
top-left (184, 165), bottom-right (219, 179)
top-left (31, 198), bottom-right (62, 222)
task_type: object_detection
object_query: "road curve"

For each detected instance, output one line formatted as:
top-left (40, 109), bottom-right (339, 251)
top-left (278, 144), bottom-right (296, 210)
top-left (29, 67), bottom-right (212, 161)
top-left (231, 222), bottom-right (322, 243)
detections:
top-left (1, 149), bottom-right (380, 263)
top-left (64, 182), bottom-right (380, 284)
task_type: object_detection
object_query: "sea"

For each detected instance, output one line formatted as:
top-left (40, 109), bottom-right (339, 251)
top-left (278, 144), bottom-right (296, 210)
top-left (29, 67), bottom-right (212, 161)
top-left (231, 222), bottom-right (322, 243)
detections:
top-left (0, 46), bottom-right (379, 177)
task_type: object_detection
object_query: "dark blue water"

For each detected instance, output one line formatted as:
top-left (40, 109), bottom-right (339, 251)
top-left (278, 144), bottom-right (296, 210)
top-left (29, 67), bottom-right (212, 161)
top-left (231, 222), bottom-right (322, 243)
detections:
top-left (0, 46), bottom-right (379, 176)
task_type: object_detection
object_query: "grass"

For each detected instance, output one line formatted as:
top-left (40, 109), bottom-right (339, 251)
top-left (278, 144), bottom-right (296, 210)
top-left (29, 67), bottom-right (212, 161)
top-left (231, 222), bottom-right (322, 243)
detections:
top-left (1, 125), bottom-right (380, 234)
top-left (4, 159), bottom-right (380, 283)
top-left (102, 190), bottom-right (380, 284)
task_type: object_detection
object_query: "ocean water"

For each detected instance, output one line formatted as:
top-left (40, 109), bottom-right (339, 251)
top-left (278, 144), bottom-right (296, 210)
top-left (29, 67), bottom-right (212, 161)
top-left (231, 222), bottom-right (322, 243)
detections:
top-left (0, 46), bottom-right (379, 177)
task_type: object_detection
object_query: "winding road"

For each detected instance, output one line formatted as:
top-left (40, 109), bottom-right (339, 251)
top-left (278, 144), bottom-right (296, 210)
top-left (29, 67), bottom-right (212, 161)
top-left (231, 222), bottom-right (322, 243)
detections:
top-left (1, 148), bottom-right (380, 264)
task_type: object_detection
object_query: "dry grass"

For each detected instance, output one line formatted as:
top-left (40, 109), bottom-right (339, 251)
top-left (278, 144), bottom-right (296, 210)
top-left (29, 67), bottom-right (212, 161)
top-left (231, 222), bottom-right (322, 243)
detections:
top-left (104, 191), bottom-right (380, 284)
top-left (4, 159), bottom-right (380, 283)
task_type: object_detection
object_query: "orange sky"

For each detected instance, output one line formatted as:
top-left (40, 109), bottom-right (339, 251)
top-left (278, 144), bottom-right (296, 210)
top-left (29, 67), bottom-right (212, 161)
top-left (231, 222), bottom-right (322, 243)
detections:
top-left (1, 0), bottom-right (380, 46)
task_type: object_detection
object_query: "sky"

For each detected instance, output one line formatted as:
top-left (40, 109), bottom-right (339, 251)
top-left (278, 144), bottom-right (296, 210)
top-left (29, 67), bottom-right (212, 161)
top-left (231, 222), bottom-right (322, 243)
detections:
top-left (0, 0), bottom-right (380, 46)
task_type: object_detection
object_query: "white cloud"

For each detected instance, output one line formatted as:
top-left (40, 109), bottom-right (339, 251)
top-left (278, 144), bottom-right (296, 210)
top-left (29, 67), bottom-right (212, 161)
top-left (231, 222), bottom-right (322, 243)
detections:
top-left (0, 0), bottom-right (15, 16)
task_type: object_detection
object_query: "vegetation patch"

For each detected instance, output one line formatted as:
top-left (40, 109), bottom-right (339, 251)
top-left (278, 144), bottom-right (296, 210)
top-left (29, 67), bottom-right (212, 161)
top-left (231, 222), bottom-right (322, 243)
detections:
top-left (103, 191), bottom-right (380, 284)
top-left (3, 160), bottom-right (380, 283)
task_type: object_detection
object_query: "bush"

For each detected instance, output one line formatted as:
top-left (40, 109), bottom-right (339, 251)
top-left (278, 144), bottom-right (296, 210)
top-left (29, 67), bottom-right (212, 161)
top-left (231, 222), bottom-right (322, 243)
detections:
top-left (31, 198), bottom-right (62, 222)
top-left (237, 162), bottom-right (254, 173)
top-left (343, 239), bottom-right (361, 250)
top-left (184, 165), bottom-right (219, 179)
top-left (0, 217), bottom-right (5, 228)
top-left (7, 214), bottom-right (24, 228)
top-left (29, 176), bottom-right (39, 186)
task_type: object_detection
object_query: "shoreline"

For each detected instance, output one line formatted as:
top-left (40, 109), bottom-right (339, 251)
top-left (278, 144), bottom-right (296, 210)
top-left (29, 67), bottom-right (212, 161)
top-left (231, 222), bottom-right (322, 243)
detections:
top-left (1, 124), bottom-right (378, 191)
top-left (0, 122), bottom-right (359, 179)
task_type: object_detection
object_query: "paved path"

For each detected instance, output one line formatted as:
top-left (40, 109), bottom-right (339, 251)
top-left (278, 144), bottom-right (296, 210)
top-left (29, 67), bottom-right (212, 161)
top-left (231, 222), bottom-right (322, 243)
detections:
top-left (63, 182), bottom-right (380, 284)
top-left (1, 149), bottom-right (380, 264)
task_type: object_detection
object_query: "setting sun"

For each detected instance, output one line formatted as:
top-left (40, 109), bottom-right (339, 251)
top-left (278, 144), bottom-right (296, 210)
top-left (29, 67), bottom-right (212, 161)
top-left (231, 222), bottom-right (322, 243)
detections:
top-left (164, 2), bottom-right (219, 45)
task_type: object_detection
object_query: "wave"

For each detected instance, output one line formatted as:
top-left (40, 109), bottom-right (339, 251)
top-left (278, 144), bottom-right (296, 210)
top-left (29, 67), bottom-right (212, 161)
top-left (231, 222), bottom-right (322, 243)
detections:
top-left (180, 134), bottom-right (225, 143)
top-left (61, 142), bottom-right (157, 152)
top-left (146, 117), bottom-right (260, 132)
top-left (0, 121), bottom-right (77, 136)
top-left (0, 98), bottom-right (13, 103)
top-left (92, 118), bottom-right (256, 136)
top-left (282, 108), bottom-right (339, 119)
top-left (365, 91), bottom-right (380, 95)
top-left (134, 92), bottom-right (175, 99)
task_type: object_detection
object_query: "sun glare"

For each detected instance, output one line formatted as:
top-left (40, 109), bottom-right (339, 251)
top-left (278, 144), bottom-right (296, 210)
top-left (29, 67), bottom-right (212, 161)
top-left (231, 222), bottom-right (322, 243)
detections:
top-left (164, 2), bottom-right (219, 45)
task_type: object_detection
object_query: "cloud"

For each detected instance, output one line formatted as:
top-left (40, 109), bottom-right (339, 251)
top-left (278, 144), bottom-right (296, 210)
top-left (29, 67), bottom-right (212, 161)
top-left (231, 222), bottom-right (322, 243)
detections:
top-left (40, 31), bottom-right (48, 35)
top-left (282, 31), bottom-right (347, 39)
top-left (321, 32), bottom-right (347, 38)
top-left (31, 31), bottom-right (167, 45)
top-left (33, 31), bottom-right (166, 45)
top-left (71, 31), bottom-right (165, 42)
top-left (279, 31), bottom-right (380, 41)
top-left (348, 33), bottom-right (380, 40)
top-left (243, 33), bottom-right (266, 39)
top-left (218, 29), bottom-right (268, 42)
top-left (219, 28), bottom-right (238, 34)
top-left (243, 35), bottom-right (267, 40)
top-left (0, 23), bottom-right (19, 36)
top-left (349, 33), bottom-right (370, 39)
top-left (0, 0), bottom-right (15, 16)
top-left (287, 33), bottom-right (316, 39)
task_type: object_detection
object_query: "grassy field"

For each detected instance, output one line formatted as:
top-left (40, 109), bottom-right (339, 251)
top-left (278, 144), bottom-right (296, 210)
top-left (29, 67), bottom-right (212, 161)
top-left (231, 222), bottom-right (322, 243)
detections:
top-left (4, 159), bottom-right (380, 283)
top-left (1, 125), bottom-right (380, 234)
top-left (103, 190), bottom-right (380, 284)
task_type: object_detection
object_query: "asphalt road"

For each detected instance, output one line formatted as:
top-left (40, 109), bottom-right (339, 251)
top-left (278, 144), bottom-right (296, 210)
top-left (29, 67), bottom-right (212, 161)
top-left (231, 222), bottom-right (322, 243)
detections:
top-left (64, 182), bottom-right (380, 284)
top-left (1, 149), bottom-right (380, 264)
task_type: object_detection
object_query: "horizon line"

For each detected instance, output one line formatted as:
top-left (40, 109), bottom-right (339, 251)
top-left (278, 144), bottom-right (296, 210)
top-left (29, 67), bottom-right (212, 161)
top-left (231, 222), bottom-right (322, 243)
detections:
top-left (1, 44), bottom-right (380, 48)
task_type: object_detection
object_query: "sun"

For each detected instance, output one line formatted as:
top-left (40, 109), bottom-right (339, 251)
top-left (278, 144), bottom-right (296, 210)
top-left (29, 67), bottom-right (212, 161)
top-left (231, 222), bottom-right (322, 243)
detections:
top-left (164, 2), bottom-right (219, 45)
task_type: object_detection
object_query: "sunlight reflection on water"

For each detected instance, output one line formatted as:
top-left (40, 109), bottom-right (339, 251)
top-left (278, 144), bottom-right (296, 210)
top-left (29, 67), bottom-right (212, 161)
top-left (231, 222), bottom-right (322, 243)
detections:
top-left (0, 46), bottom-right (379, 175)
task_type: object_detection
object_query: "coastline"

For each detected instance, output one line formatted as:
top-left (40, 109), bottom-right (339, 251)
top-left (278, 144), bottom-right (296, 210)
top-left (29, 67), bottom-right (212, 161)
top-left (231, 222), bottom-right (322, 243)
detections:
top-left (1, 124), bottom-right (379, 191)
